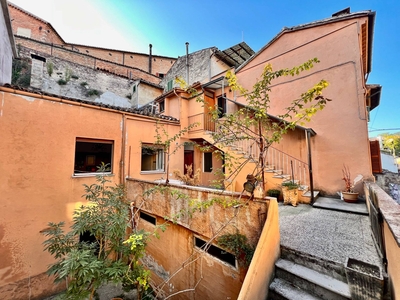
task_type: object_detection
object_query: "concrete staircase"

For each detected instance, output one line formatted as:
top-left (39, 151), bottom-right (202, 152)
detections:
top-left (268, 247), bottom-right (351, 300)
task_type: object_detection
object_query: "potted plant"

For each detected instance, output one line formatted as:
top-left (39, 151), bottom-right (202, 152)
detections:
top-left (342, 165), bottom-right (363, 203)
top-left (267, 189), bottom-right (281, 200)
top-left (281, 180), bottom-right (299, 206)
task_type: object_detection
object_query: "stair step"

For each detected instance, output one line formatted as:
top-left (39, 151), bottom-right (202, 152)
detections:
top-left (269, 278), bottom-right (322, 300)
top-left (275, 259), bottom-right (351, 300)
top-left (280, 247), bottom-right (347, 283)
top-left (302, 190), bottom-right (320, 198)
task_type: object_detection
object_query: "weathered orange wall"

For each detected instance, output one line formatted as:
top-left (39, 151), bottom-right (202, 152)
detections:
top-left (0, 87), bottom-right (181, 299)
top-left (128, 179), bottom-right (269, 299)
top-left (238, 199), bottom-right (280, 300)
top-left (235, 17), bottom-right (373, 195)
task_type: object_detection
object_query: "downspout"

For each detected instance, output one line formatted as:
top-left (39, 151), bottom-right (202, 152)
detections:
top-left (120, 113), bottom-right (127, 184)
top-left (306, 129), bottom-right (315, 204)
top-left (149, 44), bottom-right (152, 74)
top-left (186, 42), bottom-right (189, 84)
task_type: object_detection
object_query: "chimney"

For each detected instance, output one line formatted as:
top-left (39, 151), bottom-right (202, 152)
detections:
top-left (149, 44), bottom-right (153, 74)
top-left (186, 42), bottom-right (189, 84)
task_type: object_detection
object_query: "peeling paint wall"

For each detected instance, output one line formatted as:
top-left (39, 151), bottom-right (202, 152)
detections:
top-left (127, 179), bottom-right (269, 299)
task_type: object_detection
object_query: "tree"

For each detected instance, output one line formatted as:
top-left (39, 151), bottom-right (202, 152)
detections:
top-left (42, 164), bottom-right (152, 300)
top-left (382, 133), bottom-right (400, 156)
top-left (198, 58), bottom-right (331, 189)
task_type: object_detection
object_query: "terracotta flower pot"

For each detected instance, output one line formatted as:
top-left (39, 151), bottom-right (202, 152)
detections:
top-left (342, 191), bottom-right (359, 203)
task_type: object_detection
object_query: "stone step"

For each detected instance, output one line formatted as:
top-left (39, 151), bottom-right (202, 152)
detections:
top-left (269, 278), bottom-right (322, 300)
top-left (280, 247), bottom-right (347, 283)
top-left (275, 259), bottom-right (351, 300)
top-left (302, 190), bottom-right (320, 198)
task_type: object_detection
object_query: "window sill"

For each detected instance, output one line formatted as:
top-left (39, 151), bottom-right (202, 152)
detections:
top-left (140, 171), bottom-right (165, 175)
top-left (72, 172), bottom-right (114, 178)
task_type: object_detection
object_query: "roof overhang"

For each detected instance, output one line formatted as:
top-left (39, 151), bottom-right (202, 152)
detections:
top-left (367, 84), bottom-right (381, 111)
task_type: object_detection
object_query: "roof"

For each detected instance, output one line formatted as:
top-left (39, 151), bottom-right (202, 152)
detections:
top-left (214, 42), bottom-right (255, 68)
top-left (8, 2), bottom-right (177, 60)
top-left (237, 9), bottom-right (376, 73)
top-left (0, 84), bottom-right (178, 122)
top-left (367, 84), bottom-right (382, 111)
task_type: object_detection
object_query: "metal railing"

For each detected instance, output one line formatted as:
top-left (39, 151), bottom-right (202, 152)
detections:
top-left (187, 113), bottom-right (309, 186)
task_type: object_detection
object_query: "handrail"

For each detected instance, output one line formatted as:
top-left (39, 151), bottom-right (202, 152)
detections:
top-left (187, 113), bottom-right (310, 187)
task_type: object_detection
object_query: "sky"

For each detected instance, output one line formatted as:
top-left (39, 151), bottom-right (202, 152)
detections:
top-left (9, 0), bottom-right (400, 137)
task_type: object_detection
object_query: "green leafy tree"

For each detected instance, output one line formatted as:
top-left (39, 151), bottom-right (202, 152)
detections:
top-left (382, 133), bottom-right (400, 156)
top-left (198, 58), bottom-right (331, 188)
top-left (42, 164), bottom-right (151, 300)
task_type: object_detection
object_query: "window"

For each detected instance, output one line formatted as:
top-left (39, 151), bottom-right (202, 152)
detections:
top-left (194, 237), bottom-right (236, 268)
top-left (140, 211), bottom-right (156, 225)
top-left (167, 80), bottom-right (173, 91)
top-left (217, 95), bottom-right (227, 118)
top-left (141, 144), bottom-right (165, 172)
top-left (157, 73), bottom-right (165, 79)
top-left (132, 85), bottom-right (137, 94)
top-left (159, 100), bottom-right (165, 113)
top-left (204, 152), bottom-right (213, 173)
top-left (74, 138), bottom-right (113, 175)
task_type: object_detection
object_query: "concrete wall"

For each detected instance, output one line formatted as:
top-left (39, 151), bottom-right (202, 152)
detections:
top-left (235, 16), bottom-right (373, 195)
top-left (127, 179), bottom-right (269, 299)
top-left (238, 199), bottom-right (280, 300)
top-left (364, 183), bottom-right (400, 300)
top-left (160, 48), bottom-right (230, 91)
top-left (0, 0), bottom-right (15, 84)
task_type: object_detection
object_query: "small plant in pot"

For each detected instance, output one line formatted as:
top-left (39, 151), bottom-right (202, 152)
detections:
top-left (267, 189), bottom-right (281, 200)
top-left (341, 165), bottom-right (363, 203)
top-left (281, 180), bottom-right (299, 206)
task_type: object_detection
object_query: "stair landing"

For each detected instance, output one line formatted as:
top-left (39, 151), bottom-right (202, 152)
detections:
top-left (278, 202), bottom-right (382, 269)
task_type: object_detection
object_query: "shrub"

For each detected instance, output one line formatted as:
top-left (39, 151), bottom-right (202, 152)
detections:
top-left (80, 81), bottom-right (88, 86)
top-left (87, 89), bottom-right (100, 97)
top-left (57, 78), bottom-right (67, 85)
top-left (46, 62), bottom-right (53, 76)
top-left (173, 164), bottom-right (200, 186)
top-left (42, 163), bottom-right (152, 299)
top-left (71, 74), bottom-right (79, 79)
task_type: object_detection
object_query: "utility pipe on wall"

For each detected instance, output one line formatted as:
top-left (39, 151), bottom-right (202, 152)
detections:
top-left (149, 44), bottom-right (153, 74)
top-left (186, 42), bottom-right (189, 84)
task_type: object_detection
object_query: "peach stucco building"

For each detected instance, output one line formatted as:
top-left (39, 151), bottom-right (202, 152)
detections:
top-left (4, 3), bottom-right (400, 300)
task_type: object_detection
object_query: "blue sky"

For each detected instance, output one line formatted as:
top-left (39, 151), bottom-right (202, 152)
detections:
top-left (10, 0), bottom-right (400, 137)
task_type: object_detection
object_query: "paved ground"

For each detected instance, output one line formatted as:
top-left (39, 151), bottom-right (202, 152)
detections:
top-left (278, 198), bottom-right (382, 269)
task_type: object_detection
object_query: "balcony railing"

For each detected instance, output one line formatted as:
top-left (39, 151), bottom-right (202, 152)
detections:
top-left (188, 113), bottom-right (215, 132)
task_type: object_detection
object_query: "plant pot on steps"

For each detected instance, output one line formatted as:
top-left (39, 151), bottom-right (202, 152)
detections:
top-left (342, 191), bottom-right (359, 203)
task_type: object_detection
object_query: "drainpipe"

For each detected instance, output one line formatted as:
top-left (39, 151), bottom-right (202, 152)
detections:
top-left (186, 42), bottom-right (189, 84)
top-left (306, 129), bottom-right (315, 204)
top-left (120, 113), bottom-right (127, 184)
top-left (149, 44), bottom-right (152, 74)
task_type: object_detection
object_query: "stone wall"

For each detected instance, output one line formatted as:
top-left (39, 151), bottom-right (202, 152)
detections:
top-left (18, 46), bottom-right (137, 106)
top-left (15, 37), bottom-right (161, 84)
top-left (375, 170), bottom-right (400, 203)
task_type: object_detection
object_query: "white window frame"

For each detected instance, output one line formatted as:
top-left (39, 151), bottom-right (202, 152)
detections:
top-left (73, 138), bottom-right (114, 177)
top-left (141, 144), bottom-right (165, 173)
